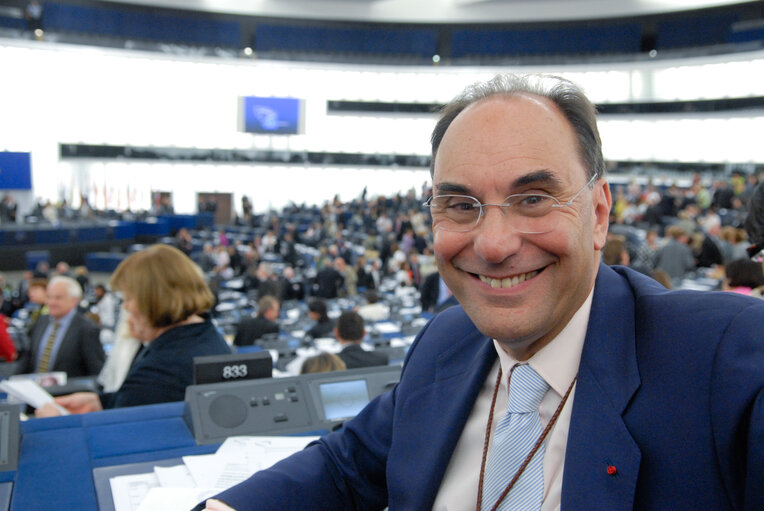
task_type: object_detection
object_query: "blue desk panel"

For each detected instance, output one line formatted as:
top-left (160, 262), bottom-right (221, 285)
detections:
top-left (1, 230), bottom-right (34, 247)
top-left (13, 426), bottom-right (97, 510)
top-left (10, 402), bottom-right (212, 510)
top-left (84, 252), bottom-right (128, 272)
top-left (158, 214), bottom-right (196, 232)
top-left (110, 221), bottom-right (137, 240)
top-left (134, 219), bottom-right (171, 236)
top-left (34, 228), bottom-right (71, 244)
top-left (5, 397), bottom-right (333, 509)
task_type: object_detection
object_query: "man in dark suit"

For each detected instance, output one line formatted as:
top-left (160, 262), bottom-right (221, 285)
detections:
top-left (419, 271), bottom-right (457, 313)
top-left (24, 276), bottom-right (104, 377)
top-left (334, 311), bottom-right (387, 370)
top-left (199, 75), bottom-right (764, 511)
top-left (233, 295), bottom-right (279, 347)
top-left (314, 258), bottom-right (344, 299)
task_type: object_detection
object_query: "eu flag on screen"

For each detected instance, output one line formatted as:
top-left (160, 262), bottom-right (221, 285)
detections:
top-left (242, 97), bottom-right (303, 135)
top-left (0, 152), bottom-right (32, 190)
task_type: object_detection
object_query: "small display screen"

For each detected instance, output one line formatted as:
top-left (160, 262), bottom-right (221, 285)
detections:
top-left (239, 96), bottom-right (304, 135)
top-left (319, 380), bottom-right (370, 421)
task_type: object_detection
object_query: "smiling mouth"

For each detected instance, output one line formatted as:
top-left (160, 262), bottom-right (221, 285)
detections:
top-left (477, 269), bottom-right (540, 289)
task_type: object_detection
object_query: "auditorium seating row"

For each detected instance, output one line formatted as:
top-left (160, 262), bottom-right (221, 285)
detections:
top-left (1, 1), bottom-right (760, 60)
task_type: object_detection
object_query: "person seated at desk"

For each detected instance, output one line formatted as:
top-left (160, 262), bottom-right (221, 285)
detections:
top-left (22, 277), bottom-right (48, 335)
top-left (233, 295), bottom-right (280, 347)
top-left (746, 182), bottom-right (764, 263)
top-left (356, 290), bottom-right (390, 323)
top-left (0, 295), bottom-right (17, 362)
top-left (198, 73), bottom-right (764, 511)
top-left (22, 275), bottom-right (104, 378)
top-left (300, 352), bottom-right (346, 374)
top-left (36, 244), bottom-right (231, 416)
top-left (722, 258), bottom-right (764, 296)
top-left (335, 311), bottom-right (388, 370)
top-left (305, 298), bottom-right (334, 339)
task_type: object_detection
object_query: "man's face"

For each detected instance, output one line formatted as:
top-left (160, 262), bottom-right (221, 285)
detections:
top-left (431, 94), bottom-right (611, 360)
top-left (46, 282), bottom-right (79, 319)
top-left (265, 305), bottom-right (280, 321)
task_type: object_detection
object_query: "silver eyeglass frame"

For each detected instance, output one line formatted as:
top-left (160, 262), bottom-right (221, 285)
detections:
top-left (422, 173), bottom-right (599, 234)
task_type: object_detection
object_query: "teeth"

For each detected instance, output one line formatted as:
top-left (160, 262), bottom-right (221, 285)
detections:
top-left (479, 271), bottom-right (538, 289)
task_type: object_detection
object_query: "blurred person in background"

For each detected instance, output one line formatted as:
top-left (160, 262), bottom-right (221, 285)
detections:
top-left (233, 295), bottom-right (280, 347)
top-left (334, 311), bottom-right (388, 370)
top-left (0, 295), bottom-right (18, 362)
top-left (73, 266), bottom-right (90, 294)
top-left (305, 298), bottom-right (334, 340)
top-left (23, 278), bottom-right (48, 335)
top-left (744, 182), bottom-right (764, 297)
top-left (745, 182), bottom-right (764, 260)
top-left (300, 352), bottom-right (346, 374)
top-left (97, 307), bottom-right (141, 393)
top-left (721, 258), bottom-right (764, 296)
top-left (88, 284), bottom-right (117, 330)
top-left (36, 244), bottom-right (230, 415)
top-left (22, 275), bottom-right (104, 377)
top-left (653, 225), bottom-right (696, 279)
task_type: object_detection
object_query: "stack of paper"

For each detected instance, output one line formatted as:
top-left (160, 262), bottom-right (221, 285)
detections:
top-left (110, 435), bottom-right (319, 511)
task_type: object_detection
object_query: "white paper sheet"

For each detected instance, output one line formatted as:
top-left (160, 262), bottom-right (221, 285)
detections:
top-left (0, 379), bottom-right (70, 414)
top-left (110, 471), bottom-right (159, 511)
top-left (182, 435), bottom-right (319, 489)
top-left (135, 487), bottom-right (221, 511)
top-left (154, 464), bottom-right (196, 488)
top-left (112, 436), bottom-right (319, 511)
top-left (371, 321), bottom-right (400, 334)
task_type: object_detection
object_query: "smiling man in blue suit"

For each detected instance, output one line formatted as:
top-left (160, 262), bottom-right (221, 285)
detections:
top-left (199, 74), bottom-right (764, 511)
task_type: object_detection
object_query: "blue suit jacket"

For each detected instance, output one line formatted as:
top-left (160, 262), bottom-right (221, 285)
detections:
top-left (209, 265), bottom-right (764, 510)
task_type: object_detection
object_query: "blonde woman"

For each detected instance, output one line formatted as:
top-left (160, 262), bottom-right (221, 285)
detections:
top-left (37, 244), bottom-right (231, 416)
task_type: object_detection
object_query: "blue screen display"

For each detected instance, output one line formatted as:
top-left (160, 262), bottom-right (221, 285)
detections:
top-left (0, 152), bottom-right (32, 190)
top-left (241, 96), bottom-right (303, 135)
top-left (319, 380), bottom-right (370, 421)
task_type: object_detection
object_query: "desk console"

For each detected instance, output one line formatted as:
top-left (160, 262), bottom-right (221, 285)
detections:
top-left (184, 365), bottom-right (401, 444)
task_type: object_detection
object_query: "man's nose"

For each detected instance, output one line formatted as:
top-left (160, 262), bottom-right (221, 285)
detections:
top-left (472, 205), bottom-right (523, 263)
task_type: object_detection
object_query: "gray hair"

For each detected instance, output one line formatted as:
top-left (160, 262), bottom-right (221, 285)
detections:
top-left (49, 275), bottom-right (83, 299)
top-left (430, 73), bottom-right (604, 181)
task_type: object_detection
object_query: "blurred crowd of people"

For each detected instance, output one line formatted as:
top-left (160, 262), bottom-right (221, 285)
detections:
top-left (0, 170), bottom-right (762, 417)
top-left (603, 171), bottom-right (764, 295)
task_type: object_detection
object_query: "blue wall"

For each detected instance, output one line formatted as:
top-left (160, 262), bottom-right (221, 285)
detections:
top-left (43, 2), bottom-right (240, 47)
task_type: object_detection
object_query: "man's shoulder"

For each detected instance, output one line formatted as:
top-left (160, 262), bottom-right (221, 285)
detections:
top-left (70, 311), bottom-right (101, 333)
top-left (238, 316), bottom-right (259, 327)
top-left (609, 264), bottom-right (763, 324)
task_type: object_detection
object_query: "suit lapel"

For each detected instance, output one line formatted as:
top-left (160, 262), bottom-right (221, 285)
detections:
top-left (562, 264), bottom-right (642, 511)
top-left (390, 323), bottom-right (496, 509)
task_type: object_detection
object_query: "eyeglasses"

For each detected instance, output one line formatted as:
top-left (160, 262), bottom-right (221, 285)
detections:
top-left (423, 173), bottom-right (598, 234)
top-left (748, 241), bottom-right (764, 262)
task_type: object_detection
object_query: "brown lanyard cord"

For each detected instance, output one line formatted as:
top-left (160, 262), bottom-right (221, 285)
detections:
top-left (475, 364), bottom-right (577, 511)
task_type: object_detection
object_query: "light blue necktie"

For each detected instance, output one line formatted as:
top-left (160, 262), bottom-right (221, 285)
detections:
top-left (482, 364), bottom-right (550, 511)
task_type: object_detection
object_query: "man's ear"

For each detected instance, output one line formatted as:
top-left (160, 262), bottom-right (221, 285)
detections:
top-left (593, 179), bottom-right (612, 251)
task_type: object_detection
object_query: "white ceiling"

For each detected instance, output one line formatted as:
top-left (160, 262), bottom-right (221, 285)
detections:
top-left (98, 0), bottom-right (761, 24)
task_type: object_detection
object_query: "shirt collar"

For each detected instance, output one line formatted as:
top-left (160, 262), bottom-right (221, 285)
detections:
top-left (54, 307), bottom-right (78, 331)
top-left (493, 286), bottom-right (593, 397)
